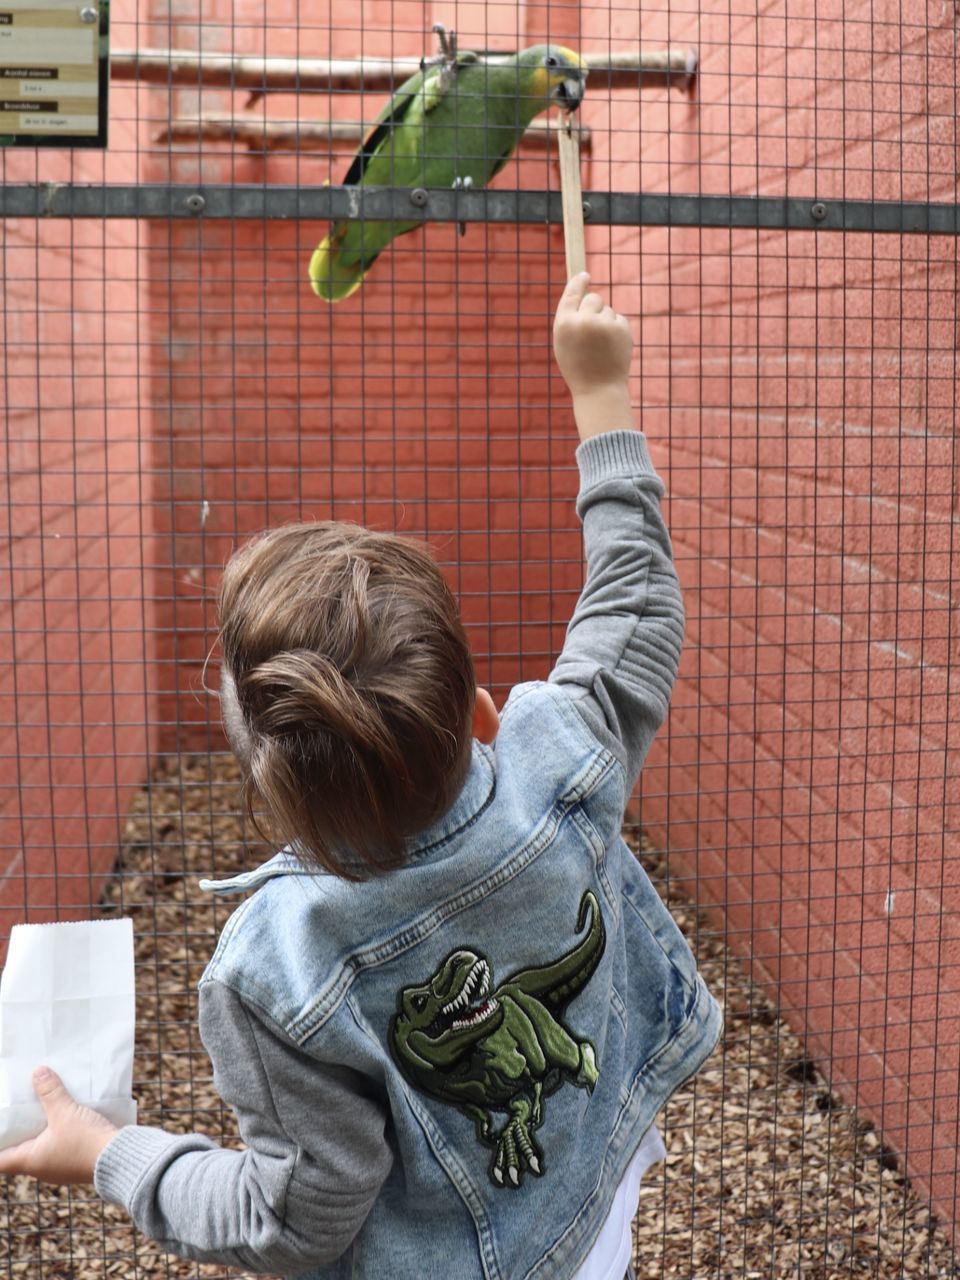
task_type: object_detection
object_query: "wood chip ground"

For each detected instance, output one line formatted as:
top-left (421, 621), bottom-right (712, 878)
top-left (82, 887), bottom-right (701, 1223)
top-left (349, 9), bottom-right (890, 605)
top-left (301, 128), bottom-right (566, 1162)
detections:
top-left (2, 754), bottom-right (956, 1279)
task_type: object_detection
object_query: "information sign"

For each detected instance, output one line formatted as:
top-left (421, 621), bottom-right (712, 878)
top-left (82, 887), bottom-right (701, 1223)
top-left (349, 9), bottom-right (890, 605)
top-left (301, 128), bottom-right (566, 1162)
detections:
top-left (0, 0), bottom-right (107, 147)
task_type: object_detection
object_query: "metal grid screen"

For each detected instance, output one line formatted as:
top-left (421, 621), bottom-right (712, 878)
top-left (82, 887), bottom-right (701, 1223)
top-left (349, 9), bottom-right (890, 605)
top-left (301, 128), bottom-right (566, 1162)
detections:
top-left (1, 0), bottom-right (957, 1276)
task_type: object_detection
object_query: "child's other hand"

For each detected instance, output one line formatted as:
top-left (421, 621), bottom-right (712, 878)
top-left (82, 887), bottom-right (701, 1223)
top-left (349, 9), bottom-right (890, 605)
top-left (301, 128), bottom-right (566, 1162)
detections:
top-left (0, 1067), bottom-right (118, 1185)
top-left (553, 273), bottom-right (635, 440)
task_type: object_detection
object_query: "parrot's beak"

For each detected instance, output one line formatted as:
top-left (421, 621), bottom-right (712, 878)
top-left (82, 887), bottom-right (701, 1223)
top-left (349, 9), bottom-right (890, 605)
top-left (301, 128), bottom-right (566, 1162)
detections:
top-left (551, 67), bottom-right (586, 112)
top-left (562, 74), bottom-right (585, 111)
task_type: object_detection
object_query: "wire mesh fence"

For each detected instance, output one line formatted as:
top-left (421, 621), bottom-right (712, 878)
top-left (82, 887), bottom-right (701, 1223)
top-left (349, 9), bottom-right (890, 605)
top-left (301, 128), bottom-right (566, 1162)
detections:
top-left (1, 0), bottom-right (957, 1275)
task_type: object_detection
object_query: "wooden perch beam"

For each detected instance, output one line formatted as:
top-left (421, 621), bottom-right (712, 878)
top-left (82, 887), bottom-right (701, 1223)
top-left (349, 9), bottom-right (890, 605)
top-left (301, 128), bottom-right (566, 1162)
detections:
top-left (111, 48), bottom-right (697, 95)
top-left (154, 114), bottom-right (592, 153)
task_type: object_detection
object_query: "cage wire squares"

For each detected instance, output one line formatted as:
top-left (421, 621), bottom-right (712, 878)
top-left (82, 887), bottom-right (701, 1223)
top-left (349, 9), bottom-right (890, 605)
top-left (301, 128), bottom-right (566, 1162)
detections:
top-left (0, 0), bottom-right (958, 1276)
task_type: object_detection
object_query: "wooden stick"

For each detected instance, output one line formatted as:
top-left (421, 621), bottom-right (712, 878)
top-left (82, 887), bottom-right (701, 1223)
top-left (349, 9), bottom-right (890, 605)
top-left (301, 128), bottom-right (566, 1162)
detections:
top-left (556, 114), bottom-right (586, 279)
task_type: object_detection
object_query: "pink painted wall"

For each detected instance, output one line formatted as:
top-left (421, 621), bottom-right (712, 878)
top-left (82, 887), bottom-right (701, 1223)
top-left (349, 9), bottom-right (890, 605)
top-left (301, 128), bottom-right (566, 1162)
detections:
top-left (141, 0), bottom-right (589, 747)
top-left (142, 0), bottom-right (960, 1234)
top-left (0, 6), bottom-right (157, 942)
top-left (580, 0), bottom-right (959, 1235)
top-left (0, 0), bottom-right (955, 1244)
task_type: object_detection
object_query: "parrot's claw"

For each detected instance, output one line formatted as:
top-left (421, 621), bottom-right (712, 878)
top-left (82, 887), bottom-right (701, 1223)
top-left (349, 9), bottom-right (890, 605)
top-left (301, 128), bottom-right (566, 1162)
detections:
top-left (452, 175), bottom-right (472, 235)
top-left (433, 21), bottom-right (458, 90)
top-left (432, 22), bottom-right (457, 62)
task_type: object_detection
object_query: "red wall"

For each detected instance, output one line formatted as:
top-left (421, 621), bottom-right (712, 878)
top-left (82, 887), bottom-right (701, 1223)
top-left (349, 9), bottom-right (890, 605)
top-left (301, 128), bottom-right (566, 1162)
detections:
top-left (0, 8), bottom-right (157, 942)
top-left (142, 0), bottom-right (959, 1233)
top-left (143, 0), bottom-right (589, 746)
top-left (0, 0), bottom-right (955, 1243)
top-left (584, 0), bottom-right (959, 1234)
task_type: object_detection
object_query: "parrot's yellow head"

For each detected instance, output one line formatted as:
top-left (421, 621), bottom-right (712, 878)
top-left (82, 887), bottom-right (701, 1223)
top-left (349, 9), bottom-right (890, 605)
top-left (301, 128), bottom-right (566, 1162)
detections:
top-left (518, 44), bottom-right (588, 112)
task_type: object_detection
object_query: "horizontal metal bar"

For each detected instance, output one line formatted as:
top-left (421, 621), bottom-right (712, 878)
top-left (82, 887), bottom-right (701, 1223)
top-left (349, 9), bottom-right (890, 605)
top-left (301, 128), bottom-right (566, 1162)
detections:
top-left (1, 184), bottom-right (958, 234)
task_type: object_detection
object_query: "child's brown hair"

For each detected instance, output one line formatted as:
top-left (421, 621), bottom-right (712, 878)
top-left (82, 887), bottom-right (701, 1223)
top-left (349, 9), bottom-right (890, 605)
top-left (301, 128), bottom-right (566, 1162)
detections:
top-left (217, 522), bottom-right (476, 879)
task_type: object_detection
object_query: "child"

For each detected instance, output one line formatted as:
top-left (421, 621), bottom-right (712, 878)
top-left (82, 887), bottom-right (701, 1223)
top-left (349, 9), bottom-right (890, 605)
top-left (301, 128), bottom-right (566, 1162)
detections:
top-left (0, 275), bottom-right (722, 1280)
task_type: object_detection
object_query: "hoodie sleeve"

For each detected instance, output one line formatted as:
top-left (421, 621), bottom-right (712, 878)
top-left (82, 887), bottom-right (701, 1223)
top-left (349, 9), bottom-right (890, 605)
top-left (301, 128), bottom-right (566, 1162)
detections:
top-left (94, 979), bottom-right (392, 1274)
top-left (548, 429), bottom-right (685, 791)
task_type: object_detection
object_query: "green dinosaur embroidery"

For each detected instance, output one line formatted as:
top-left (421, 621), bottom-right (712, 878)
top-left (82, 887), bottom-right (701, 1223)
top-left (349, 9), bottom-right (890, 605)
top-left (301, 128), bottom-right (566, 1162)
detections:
top-left (388, 891), bottom-right (606, 1188)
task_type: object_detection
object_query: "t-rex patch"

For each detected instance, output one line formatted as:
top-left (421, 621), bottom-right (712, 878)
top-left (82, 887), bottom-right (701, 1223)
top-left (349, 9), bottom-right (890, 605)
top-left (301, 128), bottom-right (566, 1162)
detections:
top-left (388, 891), bottom-right (605, 1188)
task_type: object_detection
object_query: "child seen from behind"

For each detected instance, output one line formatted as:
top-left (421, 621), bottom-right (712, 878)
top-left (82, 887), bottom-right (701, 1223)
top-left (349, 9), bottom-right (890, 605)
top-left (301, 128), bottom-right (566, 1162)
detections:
top-left (0, 275), bottom-right (723, 1280)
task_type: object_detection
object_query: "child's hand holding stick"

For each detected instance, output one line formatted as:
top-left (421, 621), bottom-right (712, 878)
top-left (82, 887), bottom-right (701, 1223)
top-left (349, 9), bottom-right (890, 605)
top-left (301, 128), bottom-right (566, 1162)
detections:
top-left (554, 273), bottom-right (635, 441)
top-left (555, 122), bottom-right (634, 439)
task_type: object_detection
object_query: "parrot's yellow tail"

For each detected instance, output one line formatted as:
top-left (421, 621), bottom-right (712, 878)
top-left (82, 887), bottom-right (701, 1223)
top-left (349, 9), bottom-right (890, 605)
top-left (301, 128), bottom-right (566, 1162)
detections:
top-left (308, 228), bottom-right (372, 303)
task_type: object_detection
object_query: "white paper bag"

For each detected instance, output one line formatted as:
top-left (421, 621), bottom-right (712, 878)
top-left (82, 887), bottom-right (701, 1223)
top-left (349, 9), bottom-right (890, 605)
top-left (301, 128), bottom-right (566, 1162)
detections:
top-left (0, 918), bottom-right (137, 1150)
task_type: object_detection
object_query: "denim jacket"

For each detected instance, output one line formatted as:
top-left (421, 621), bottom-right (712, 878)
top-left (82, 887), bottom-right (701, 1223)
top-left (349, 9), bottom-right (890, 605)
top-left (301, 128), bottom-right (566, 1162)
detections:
top-left (95, 431), bottom-right (723, 1279)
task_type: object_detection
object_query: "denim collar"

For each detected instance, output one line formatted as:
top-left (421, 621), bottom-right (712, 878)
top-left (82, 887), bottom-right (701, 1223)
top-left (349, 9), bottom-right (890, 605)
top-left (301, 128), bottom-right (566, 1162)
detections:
top-left (198, 740), bottom-right (497, 893)
top-left (403, 740), bottom-right (496, 860)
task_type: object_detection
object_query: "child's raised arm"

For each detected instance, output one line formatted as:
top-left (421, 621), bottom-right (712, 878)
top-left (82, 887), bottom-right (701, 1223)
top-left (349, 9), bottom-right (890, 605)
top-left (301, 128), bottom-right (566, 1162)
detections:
top-left (549, 275), bottom-right (685, 793)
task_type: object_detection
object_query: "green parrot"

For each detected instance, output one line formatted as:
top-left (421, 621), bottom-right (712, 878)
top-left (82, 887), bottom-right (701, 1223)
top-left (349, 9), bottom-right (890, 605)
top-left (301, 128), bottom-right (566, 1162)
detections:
top-left (308, 29), bottom-right (587, 302)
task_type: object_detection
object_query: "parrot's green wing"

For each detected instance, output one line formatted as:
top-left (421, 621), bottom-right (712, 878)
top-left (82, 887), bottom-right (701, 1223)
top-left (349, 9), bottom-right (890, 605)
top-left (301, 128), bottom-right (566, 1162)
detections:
top-left (345, 52), bottom-right (481, 188)
top-left (340, 67), bottom-right (425, 188)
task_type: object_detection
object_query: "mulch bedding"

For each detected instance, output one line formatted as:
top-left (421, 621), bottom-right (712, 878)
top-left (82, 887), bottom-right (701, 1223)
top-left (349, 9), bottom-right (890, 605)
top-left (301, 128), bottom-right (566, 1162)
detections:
top-left (2, 754), bottom-right (956, 1280)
